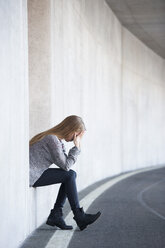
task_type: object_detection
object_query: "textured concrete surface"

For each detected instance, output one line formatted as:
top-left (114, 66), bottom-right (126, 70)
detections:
top-left (122, 27), bottom-right (165, 171)
top-left (0, 0), bottom-right (29, 247)
top-left (28, 0), bottom-right (52, 138)
top-left (105, 0), bottom-right (165, 59)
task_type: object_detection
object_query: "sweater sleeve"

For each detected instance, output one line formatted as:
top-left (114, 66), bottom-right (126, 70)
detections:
top-left (47, 135), bottom-right (81, 171)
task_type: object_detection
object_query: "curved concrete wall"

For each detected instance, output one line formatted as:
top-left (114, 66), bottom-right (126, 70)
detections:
top-left (1, 0), bottom-right (165, 247)
top-left (122, 28), bottom-right (165, 170)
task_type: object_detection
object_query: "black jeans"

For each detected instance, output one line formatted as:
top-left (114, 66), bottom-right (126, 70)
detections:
top-left (32, 168), bottom-right (80, 211)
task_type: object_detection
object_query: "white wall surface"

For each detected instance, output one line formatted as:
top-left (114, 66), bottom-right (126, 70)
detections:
top-left (1, 0), bottom-right (165, 247)
top-left (122, 28), bottom-right (165, 170)
top-left (0, 0), bottom-right (29, 247)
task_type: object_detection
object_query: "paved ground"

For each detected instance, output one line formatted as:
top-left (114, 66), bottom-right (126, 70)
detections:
top-left (20, 166), bottom-right (165, 248)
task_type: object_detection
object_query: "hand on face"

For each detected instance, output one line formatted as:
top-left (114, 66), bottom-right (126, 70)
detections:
top-left (73, 130), bottom-right (85, 148)
top-left (75, 130), bottom-right (85, 139)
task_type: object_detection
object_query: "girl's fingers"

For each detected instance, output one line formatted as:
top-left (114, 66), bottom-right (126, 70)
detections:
top-left (76, 130), bottom-right (85, 138)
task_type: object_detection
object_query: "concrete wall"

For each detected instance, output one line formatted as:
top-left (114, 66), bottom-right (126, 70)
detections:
top-left (1, 0), bottom-right (165, 247)
top-left (0, 0), bottom-right (29, 247)
top-left (51, 0), bottom-right (123, 185)
top-left (122, 28), bottom-right (165, 170)
top-left (28, 0), bottom-right (62, 242)
top-left (51, 0), bottom-right (165, 186)
top-left (28, 0), bottom-right (51, 137)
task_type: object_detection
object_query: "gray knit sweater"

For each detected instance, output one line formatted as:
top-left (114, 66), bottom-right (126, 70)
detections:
top-left (29, 134), bottom-right (81, 187)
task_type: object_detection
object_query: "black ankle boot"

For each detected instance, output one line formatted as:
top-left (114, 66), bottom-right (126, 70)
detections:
top-left (73, 207), bottom-right (101, 231)
top-left (46, 208), bottom-right (73, 230)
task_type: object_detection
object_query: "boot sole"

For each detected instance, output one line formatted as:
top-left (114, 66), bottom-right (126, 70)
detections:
top-left (46, 220), bottom-right (73, 230)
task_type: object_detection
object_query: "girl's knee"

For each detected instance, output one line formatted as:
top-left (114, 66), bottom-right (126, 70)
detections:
top-left (67, 169), bottom-right (77, 179)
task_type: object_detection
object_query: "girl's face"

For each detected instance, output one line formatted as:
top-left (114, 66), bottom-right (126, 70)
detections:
top-left (65, 131), bottom-right (81, 142)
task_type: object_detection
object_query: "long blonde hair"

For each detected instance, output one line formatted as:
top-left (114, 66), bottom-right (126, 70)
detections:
top-left (29, 115), bottom-right (86, 146)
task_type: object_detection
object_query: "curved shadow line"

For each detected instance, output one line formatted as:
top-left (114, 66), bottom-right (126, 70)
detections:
top-left (137, 178), bottom-right (165, 220)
